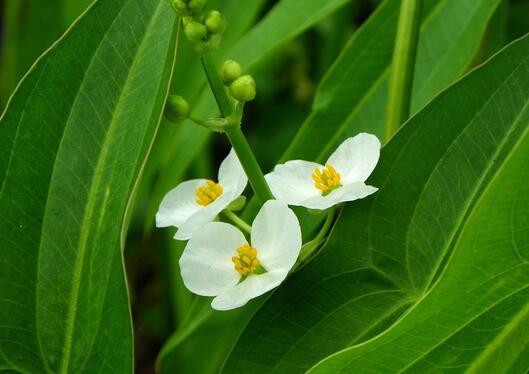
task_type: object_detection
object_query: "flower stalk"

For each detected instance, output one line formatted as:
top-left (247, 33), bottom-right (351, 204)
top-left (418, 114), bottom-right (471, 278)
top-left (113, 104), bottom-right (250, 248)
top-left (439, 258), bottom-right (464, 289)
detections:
top-left (221, 209), bottom-right (252, 234)
top-left (296, 206), bottom-right (337, 266)
top-left (384, 0), bottom-right (423, 142)
top-left (201, 53), bottom-right (233, 117)
top-left (201, 53), bottom-right (273, 205)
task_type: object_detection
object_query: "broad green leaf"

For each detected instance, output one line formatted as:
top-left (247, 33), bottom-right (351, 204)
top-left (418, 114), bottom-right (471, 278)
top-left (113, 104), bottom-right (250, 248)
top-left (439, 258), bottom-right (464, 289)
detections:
top-left (283, 0), bottom-right (502, 163)
top-left (0, 0), bottom-right (177, 372)
top-left (228, 0), bottom-right (351, 69)
top-left (0, 0), bottom-right (92, 106)
top-left (224, 33), bottom-right (529, 373)
top-left (310, 41), bottom-right (529, 374)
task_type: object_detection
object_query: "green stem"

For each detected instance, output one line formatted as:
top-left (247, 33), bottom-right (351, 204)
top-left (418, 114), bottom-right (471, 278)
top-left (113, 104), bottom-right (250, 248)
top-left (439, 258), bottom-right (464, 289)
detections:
top-left (225, 127), bottom-right (273, 205)
top-left (384, 0), bottom-right (423, 142)
top-left (201, 53), bottom-right (233, 117)
top-left (200, 53), bottom-right (273, 205)
top-left (296, 207), bottom-right (337, 266)
top-left (222, 210), bottom-right (252, 234)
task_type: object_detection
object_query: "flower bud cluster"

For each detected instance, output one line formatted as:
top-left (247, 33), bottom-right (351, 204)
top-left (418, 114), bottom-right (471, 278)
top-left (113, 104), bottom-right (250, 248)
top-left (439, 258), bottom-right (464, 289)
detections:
top-left (220, 60), bottom-right (256, 102)
top-left (171, 0), bottom-right (226, 52)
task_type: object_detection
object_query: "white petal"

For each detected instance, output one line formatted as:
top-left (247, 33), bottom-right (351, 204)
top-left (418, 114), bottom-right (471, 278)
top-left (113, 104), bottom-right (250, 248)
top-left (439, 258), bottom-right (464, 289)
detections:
top-left (218, 148), bottom-right (247, 198)
top-left (327, 133), bottom-right (380, 184)
top-left (211, 270), bottom-right (287, 311)
top-left (301, 182), bottom-right (378, 210)
top-left (174, 191), bottom-right (235, 240)
top-left (156, 179), bottom-right (207, 228)
top-left (179, 222), bottom-right (245, 297)
top-left (265, 160), bottom-right (322, 206)
top-left (251, 200), bottom-right (302, 273)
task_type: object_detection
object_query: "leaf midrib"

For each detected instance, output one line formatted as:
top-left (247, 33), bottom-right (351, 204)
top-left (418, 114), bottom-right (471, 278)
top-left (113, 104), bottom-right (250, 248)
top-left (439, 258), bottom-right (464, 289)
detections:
top-left (31, 2), bottom-right (132, 372)
top-left (466, 300), bottom-right (529, 372)
top-left (307, 265), bottom-right (529, 373)
top-left (230, 267), bottom-right (400, 372)
top-left (269, 289), bottom-right (403, 374)
top-left (404, 54), bottom-right (529, 292)
top-left (59, 4), bottom-right (165, 371)
top-left (52, 3), bottom-right (132, 372)
top-left (395, 280), bottom-right (529, 374)
top-left (27, 1), bottom-right (162, 372)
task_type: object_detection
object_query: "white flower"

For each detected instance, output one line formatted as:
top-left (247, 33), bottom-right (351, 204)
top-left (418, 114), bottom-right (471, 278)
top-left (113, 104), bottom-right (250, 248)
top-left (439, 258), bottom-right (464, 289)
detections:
top-left (265, 133), bottom-right (380, 210)
top-left (156, 148), bottom-right (247, 240)
top-left (179, 200), bottom-right (301, 311)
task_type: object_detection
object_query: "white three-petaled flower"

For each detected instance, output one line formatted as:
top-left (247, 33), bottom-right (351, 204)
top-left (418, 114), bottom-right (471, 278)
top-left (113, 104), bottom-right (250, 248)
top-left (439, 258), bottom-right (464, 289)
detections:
top-left (179, 200), bottom-right (301, 311)
top-left (265, 133), bottom-right (380, 210)
top-left (156, 148), bottom-right (247, 240)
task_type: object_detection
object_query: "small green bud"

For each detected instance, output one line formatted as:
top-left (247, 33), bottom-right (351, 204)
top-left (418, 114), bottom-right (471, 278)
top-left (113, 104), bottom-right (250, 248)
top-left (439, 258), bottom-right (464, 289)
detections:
top-left (229, 75), bottom-right (256, 102)
top-left (172, 0), bottom-right (188, 13)
top-left (184, 21), bottom-right (207, 42)
top-left (165, 95), bottom-right (190, 122)
top-left (188, 0), bottom-right (206, 14)
top-left (221, 60), bottom-right (242, 85)
top-left (181, 16), bottom-right (193, 27)
top-left (205, 10), bottom-right (226, 34)
top-left (208, 34), bottom-right (222, 49)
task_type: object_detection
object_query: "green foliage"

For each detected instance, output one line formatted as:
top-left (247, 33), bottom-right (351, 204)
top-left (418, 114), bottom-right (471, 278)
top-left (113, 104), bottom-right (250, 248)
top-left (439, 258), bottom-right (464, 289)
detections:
top-left (224, 33), bottom-right (529, 373)
top-left (0, 0), bottom-right (177, 372)
top-left (0, 0), bottom-right (91, 106)
top-left (228, 0), bottom-right (351, 69)
top-left (284, 0), bottom-right (503, 163)
top-left (2, 0), bottom-right (529, 372)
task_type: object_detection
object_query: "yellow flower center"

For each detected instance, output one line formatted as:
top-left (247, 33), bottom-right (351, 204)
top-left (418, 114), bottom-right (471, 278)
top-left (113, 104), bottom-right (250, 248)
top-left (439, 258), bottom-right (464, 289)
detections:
top-left (232, 244), bottom-right (262, 276)
top-left (312, 164), bottom-right (342, 196)
top-left (195, 180), bottom-right (223, 206)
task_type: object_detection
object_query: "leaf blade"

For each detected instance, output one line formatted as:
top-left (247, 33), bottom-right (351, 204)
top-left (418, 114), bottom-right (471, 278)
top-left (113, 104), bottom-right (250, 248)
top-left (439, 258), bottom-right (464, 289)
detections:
top-left (283, 0), bottom-right (502, 163)
top-left (0, 0), bottom-right (177, 372)
top-left (224, 32), bottom-right (529, 374)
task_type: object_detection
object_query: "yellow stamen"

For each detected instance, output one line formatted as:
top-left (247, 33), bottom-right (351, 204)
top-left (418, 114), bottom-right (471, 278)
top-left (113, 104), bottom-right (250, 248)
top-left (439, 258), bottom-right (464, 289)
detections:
top-left (232, 244), bottom-right (262, 276)
top-left (195, 180), bottom-right (223, 206)
top-left (312, 164), bottom-right (342, 196)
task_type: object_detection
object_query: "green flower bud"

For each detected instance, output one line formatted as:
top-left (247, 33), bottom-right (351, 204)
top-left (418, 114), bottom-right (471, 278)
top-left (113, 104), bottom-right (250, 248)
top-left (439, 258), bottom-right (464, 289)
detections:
top-left (220, 60), bottom-right (243, 85)
top-left (181, 16), bottom-right (193, 27)
top-left (165, 95), bottom-right (190, 122)
top-left (229, 75), bottom-right (256, 102)
top-left (184, 21), bottom-right (207, 42)
top-left (188, 0), bottom-right (206, 14)
top-left (172, 0), bottom-right (188, 13)
top-left (207, 34), bottom-right (222, 49)
top-left (205, 10), bottom-right (226, 34)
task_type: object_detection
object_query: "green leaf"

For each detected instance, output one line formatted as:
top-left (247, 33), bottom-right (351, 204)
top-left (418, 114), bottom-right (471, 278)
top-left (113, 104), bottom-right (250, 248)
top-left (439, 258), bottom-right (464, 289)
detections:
top-left (0, 0), bottom-right (177, 372)
top-left (224, 33), bottom-right (529, 373)
top-left (0, 0), bottom-right (92, 106)
top-left (283, 0), bottom-right (502, 163)
top-left (228, 0), bottom-right (351, 69)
